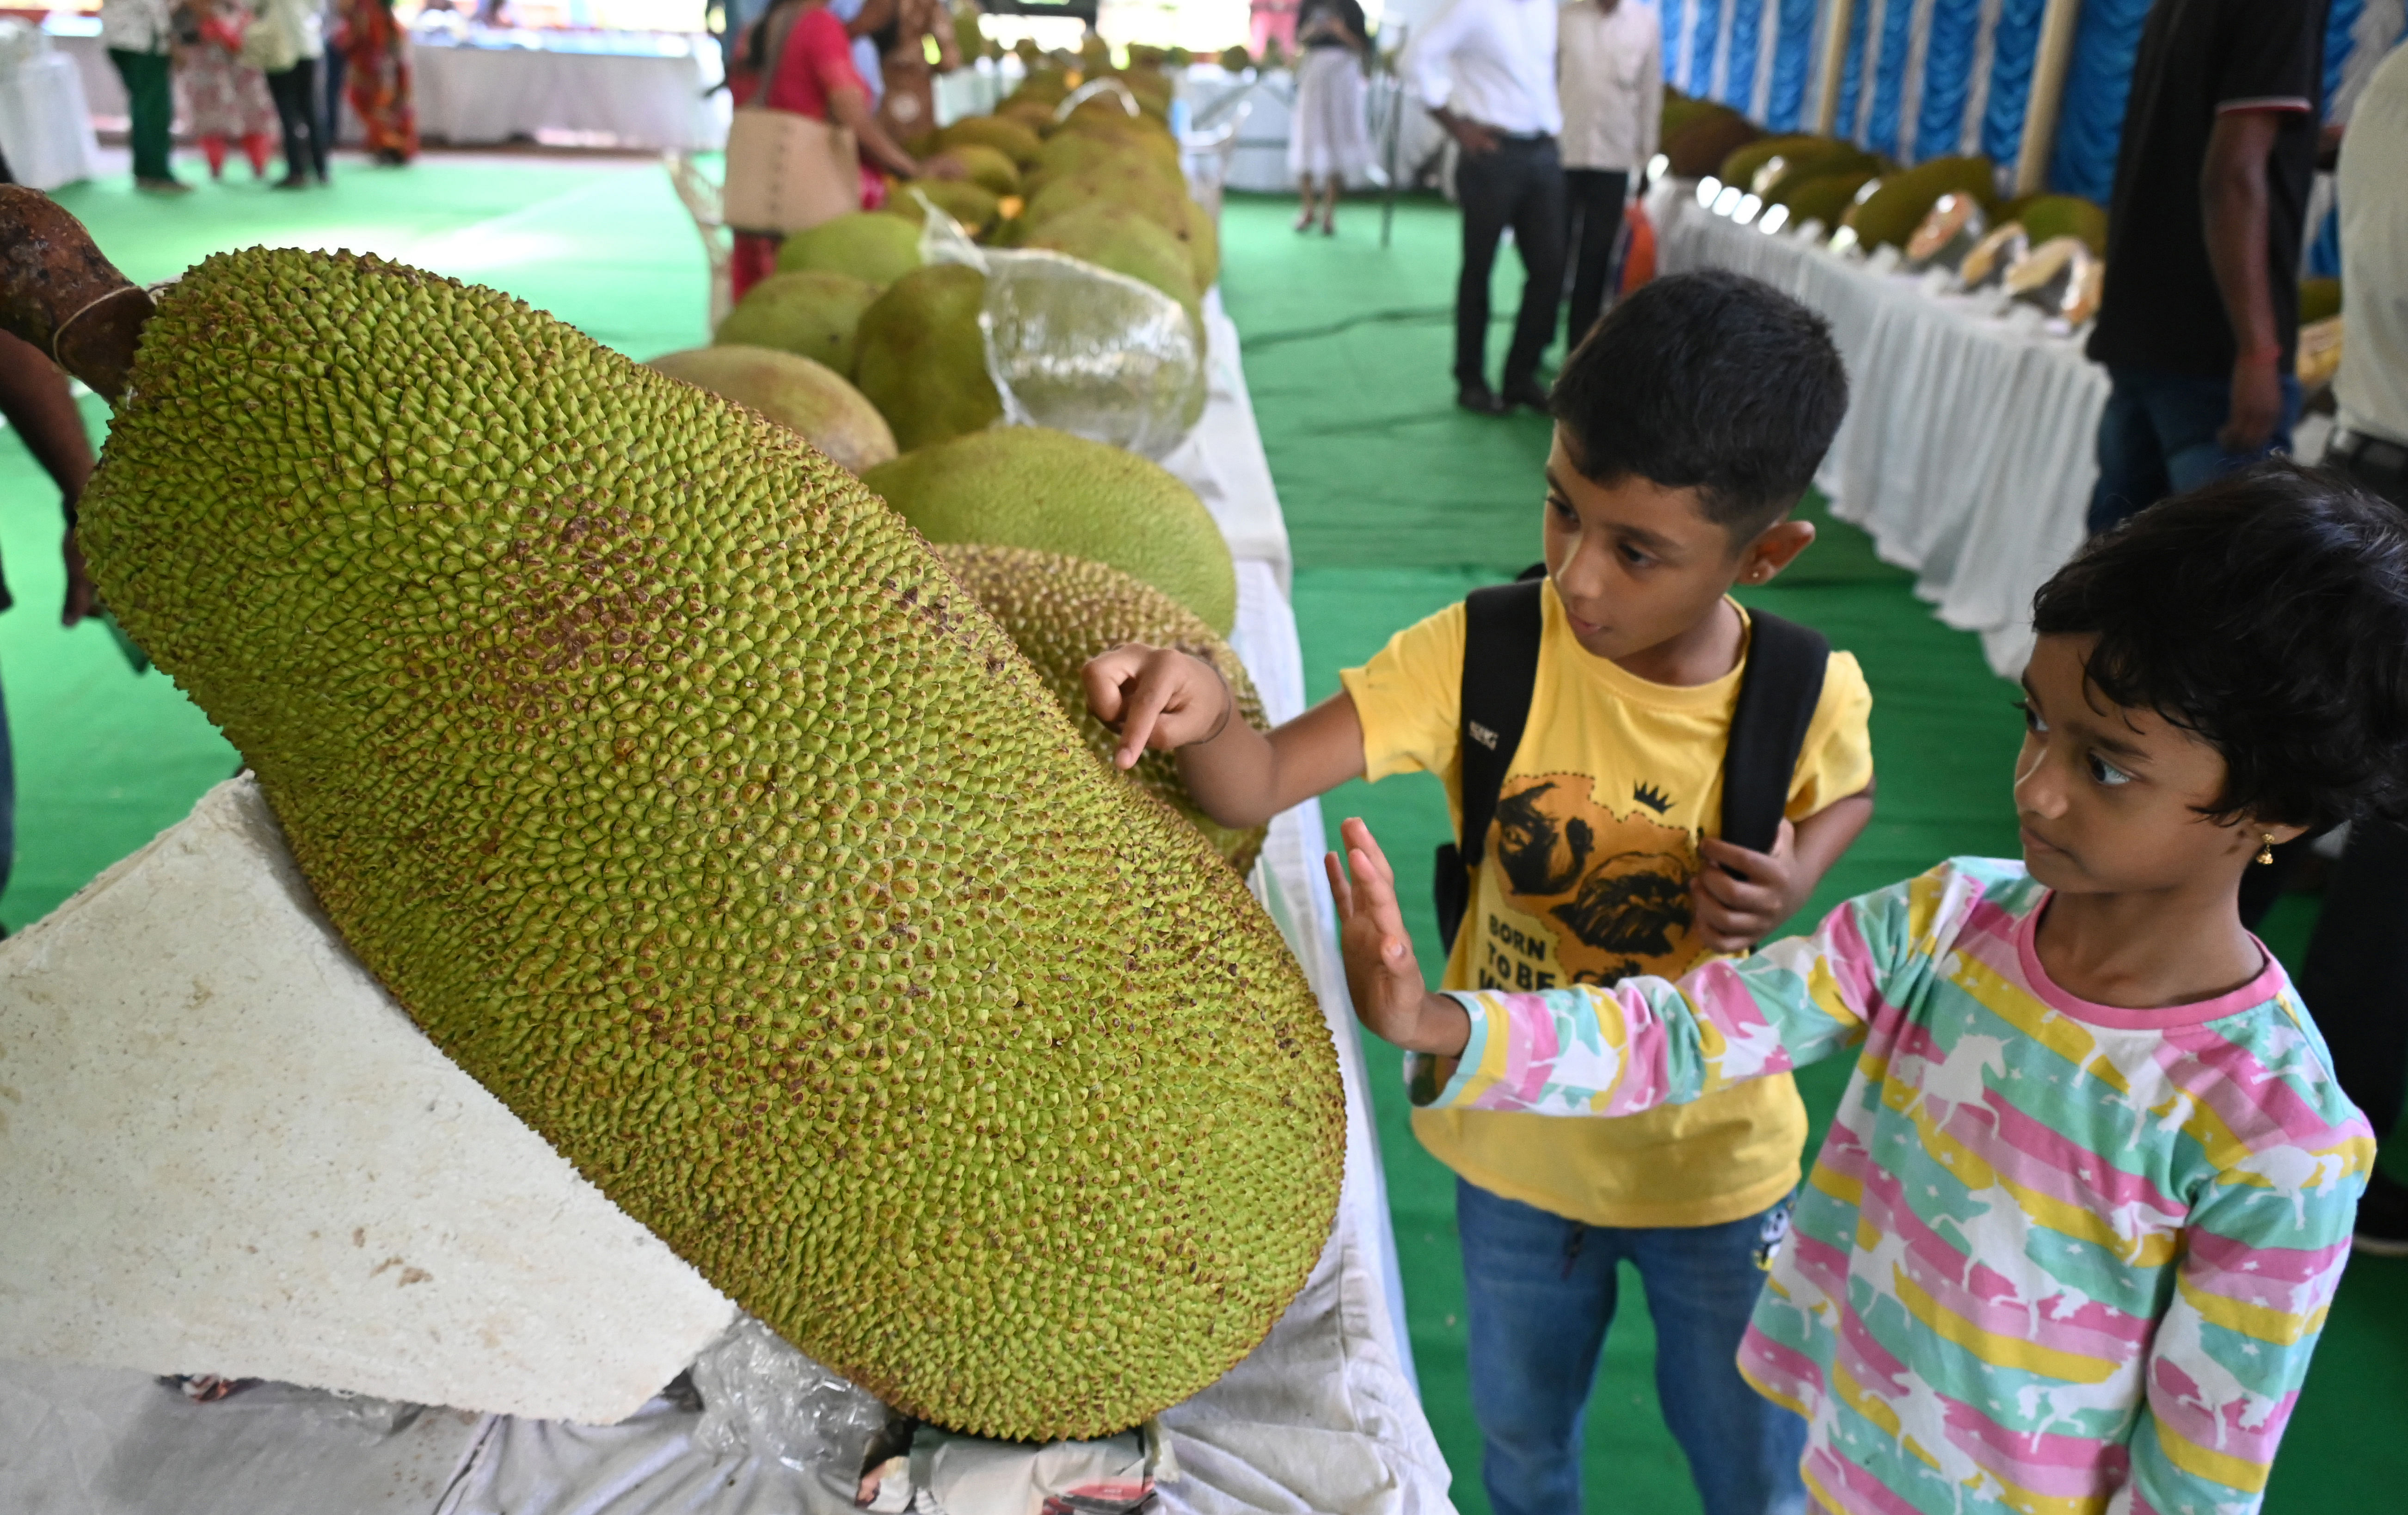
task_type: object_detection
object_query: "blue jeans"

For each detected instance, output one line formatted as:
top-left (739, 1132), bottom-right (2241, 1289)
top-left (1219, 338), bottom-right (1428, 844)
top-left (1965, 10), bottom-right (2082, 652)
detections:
top-left (1458, 1179), bottom-right (1808, 1515)
top-left (2086, 365), bottom-right (2304, 536)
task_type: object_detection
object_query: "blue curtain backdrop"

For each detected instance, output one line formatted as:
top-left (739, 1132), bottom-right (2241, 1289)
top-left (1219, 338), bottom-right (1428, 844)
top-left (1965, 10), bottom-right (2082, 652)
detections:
top-left (1724, 0), bottom-right (1765, 105)
top-left (1687, 0), bottom-right (1726, 91)
top-left (1864, 0), bottom-right (1916, 156)
top-left (1916, 0), bottom-right (1984, 162)
top-left (1665, 0), bottom-right (2395, 200)
top-left (1833, 0), bottom-right (1874, 138)
top-left (1980, 0), bottom-right (2046, 167)
top-left (1766, 0), bottom-right (1821, 129)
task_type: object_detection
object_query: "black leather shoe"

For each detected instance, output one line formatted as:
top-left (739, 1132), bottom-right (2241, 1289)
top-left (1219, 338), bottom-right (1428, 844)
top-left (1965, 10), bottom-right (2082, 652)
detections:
top-left (1456, 382), bottom-right (1508, 415)
top-left (1502, 377), bottom-right (1552, 412)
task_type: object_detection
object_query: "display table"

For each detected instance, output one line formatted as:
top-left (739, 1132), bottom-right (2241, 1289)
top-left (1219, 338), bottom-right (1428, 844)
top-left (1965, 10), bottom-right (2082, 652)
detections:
top-left (1650, 182), bottom-right (2105, 678)
top-left (410, 30), bottom-right (728, 152)
top-left (0, 301), bottom-right (1452, 1515)
top-left (0, 46), bottom-right (100, 189)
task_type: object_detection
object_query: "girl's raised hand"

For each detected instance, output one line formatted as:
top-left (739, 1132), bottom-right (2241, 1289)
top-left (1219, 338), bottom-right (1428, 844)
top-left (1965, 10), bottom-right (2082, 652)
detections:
top-left (1325, 817), bottom-right (1470, 1057)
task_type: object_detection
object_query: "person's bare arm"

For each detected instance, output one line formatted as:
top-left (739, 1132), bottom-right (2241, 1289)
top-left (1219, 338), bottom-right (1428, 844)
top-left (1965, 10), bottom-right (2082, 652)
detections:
top-left (1083, 644), bottom-right (1368, 829)
top-left (824, 81), bottom-right (955, 178)
top-left (0, 331), bottom-right (100, 626)
top-left (2200, 109), bottom-right (2287, 452)
top-left (1690, 783), bottom-right (1874, 952)
top-left (1328, 816), bottom-right (1472, 1054)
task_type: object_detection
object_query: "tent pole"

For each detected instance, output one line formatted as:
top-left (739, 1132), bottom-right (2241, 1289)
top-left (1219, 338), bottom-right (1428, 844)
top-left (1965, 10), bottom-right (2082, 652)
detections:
top-left (1813, 0), bottom-right (1856, 136)
top-left (2015, 0), bottom-right (2084, 194)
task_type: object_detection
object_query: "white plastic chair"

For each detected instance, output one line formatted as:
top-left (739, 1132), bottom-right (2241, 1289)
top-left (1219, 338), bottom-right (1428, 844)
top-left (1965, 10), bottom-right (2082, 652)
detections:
top-left (663, 152), bottom-right (735, 331)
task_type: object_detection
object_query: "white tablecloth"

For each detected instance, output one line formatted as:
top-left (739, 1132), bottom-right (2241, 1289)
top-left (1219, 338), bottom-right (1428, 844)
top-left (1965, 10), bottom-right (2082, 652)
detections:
top-left (411, 36), bottom-right (727, 152)
top-left (1650, 182), bottom-right (2106, 678)
top-left (0, 49), bottom-right (100, 189)
top-left (0, 293), bottom-right (1450, 1515)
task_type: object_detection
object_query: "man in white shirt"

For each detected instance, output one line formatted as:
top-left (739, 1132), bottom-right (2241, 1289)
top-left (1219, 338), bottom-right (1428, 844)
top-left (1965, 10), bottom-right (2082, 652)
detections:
top-left (1401, 0), bottom-right (1565, 413)
top-left (1556, 0), bottom-right (1659, 348)
top-left (2300, 37), bottom-right (2408, 1261)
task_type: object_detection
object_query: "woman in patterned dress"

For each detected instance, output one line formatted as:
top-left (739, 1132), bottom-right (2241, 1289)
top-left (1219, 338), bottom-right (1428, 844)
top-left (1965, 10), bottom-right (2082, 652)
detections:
top-left (338, 0), bottom-right (415, 164)
top-left (178, 0), bottom-right (280, 179)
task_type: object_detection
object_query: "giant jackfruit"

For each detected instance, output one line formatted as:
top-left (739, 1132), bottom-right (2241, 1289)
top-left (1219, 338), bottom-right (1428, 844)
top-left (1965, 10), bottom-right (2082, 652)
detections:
top-left (76, 247), bottom-right (1345, 1442)
top-left (935, 544), bottom-right (1267, 873)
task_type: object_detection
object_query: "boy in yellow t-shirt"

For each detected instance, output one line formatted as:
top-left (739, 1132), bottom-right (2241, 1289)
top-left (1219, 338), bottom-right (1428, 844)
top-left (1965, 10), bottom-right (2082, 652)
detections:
top-left (1084, 270), bottom-right (1871, 1515)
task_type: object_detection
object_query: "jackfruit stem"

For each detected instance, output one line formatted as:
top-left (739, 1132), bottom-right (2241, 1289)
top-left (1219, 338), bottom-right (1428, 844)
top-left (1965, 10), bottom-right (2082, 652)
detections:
top-left (0, 187), bottom-right (154, 404)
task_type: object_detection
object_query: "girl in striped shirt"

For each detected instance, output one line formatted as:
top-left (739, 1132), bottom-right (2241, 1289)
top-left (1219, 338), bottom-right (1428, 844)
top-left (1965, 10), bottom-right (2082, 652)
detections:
top-left (1330, 463), bottom-right (2408, 1515)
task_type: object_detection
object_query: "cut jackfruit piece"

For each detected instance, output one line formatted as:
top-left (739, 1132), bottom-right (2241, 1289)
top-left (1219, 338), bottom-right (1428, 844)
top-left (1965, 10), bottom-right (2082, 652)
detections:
top-left (76, 247), bottom-right (1344, 1443)
top-left (862, 427), bottom-right (1238, 634)
top-left (935, 544), bottom-right (1267, 873)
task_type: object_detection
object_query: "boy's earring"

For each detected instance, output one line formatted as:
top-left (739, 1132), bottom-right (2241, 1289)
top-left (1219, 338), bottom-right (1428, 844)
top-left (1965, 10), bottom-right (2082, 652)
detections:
top-left (2256, 834), bottom-right (2277, 866)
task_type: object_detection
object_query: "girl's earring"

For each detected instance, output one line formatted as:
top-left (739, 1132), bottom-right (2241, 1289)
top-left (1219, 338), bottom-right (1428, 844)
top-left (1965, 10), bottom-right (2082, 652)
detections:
top-left (2256, 834), bottom-right (2277, 866)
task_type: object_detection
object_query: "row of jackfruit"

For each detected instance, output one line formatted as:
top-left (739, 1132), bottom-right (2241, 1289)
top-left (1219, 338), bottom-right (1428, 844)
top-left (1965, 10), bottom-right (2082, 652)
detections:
top-left (962, 17), bottom-right (1249, 75)
top-left (674, 59), bottom-right (1214, 457)
top-left (1710, 133), bottom-right (2108, 258)
top-left (644, 62), bottom-right (1266, 878)
top-left (1659, 91), bottom-right (2107, 253)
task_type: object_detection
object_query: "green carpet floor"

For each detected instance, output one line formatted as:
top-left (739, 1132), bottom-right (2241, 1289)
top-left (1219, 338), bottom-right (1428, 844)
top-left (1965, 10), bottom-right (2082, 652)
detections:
top-left (0, 159), bottom-right (2396, 1512)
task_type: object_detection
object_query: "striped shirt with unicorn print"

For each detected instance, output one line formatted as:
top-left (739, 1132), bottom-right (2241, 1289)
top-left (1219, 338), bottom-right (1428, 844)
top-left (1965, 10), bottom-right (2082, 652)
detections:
top-left (1416, 857), bottom-right (2371, 1515)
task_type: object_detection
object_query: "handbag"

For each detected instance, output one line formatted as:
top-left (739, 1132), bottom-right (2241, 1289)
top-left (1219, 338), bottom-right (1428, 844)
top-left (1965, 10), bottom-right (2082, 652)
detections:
top-left (721, 107), bottom-right (861, 236)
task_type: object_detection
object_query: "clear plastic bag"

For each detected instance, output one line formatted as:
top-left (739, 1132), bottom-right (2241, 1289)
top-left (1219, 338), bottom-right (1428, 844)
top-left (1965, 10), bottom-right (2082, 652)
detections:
top-left (918, 206), bottom-right (1206, 460)
top-left (689, 1314), bottom-right (890, 1475)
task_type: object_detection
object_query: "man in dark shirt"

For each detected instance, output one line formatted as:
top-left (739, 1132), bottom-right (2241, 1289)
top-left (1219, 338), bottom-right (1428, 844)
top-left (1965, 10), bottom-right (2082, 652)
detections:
top-left (2084, 0), bottom-right (2327, 535)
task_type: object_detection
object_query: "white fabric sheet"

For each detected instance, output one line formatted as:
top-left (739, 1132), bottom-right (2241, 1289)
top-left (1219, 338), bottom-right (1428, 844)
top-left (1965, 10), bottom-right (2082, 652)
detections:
top-left (1163, 294), bottom-right (1296, 591)
top-left (0, 50), bottom-right (102, 189)
top-left (1650, 180), bottom-right (2105, 678)
top-left (411, 37), bottom-right (727, 152)
top-left (47, 29), bottom-right (126, 123)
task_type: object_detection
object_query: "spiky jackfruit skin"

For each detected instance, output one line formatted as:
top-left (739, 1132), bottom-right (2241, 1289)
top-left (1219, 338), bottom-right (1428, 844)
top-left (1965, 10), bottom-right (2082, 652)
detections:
top-left (78, 248), bottom-right (1345, 1441)
top-left (862, 428), bottom-right (1237, 634)
top-left (935, 545), bottom-right (1266, 874)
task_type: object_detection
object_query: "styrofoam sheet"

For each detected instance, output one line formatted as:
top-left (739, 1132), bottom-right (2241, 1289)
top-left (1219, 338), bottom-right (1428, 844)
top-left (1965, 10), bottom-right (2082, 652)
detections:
top-left (0, 779), bottom-right (737, 1425)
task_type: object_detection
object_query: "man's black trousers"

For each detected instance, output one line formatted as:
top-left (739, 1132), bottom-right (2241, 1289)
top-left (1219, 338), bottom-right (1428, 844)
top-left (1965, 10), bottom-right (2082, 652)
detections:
top-left (1564, 167), bottom-right (1629, 354)
top-left (1453, 135), bottom-right (1566, 393)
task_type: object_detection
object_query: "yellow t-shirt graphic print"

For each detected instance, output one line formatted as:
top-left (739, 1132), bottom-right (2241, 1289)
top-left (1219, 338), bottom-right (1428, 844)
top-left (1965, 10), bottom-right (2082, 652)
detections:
top-left (1340, 582), bottom-right (1874, 1228)
top-left (1477, 776), bottom-right (1699, 991)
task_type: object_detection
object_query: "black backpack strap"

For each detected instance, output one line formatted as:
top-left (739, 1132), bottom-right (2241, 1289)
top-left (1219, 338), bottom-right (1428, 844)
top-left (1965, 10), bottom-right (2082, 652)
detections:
top-left (1432, 567), bottom-right (1546, 956)
top-left (1719, 609), bottom-right (1831, 856)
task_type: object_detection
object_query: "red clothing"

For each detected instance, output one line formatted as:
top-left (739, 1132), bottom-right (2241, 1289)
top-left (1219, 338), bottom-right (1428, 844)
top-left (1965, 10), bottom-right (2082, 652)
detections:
top-left (342, 0), bottom-right (416, 161)
top-left (728, 3), bottom-right (885, 302)
top-left (762, 7), bottom-right (862, 119)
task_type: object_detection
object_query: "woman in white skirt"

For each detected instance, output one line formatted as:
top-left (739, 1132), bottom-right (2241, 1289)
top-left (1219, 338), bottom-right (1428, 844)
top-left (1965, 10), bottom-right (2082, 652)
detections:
top-left (1288, 0), bottom-right (1371, 234)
